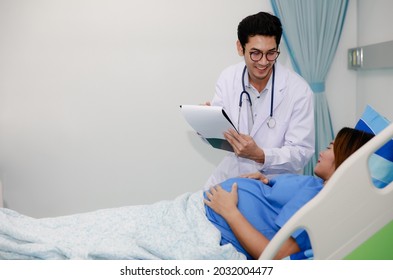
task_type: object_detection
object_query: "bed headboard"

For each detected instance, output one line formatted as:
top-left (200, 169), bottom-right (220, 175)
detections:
top-left (259, 122), bottom-right (393, 260)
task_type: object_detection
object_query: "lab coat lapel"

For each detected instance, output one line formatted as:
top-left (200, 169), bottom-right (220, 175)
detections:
top-left (238, 98), bottom-right (252, 134)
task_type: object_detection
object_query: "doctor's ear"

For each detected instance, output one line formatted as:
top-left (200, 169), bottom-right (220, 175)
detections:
top-left (236, 40), bottom-right (244, 57)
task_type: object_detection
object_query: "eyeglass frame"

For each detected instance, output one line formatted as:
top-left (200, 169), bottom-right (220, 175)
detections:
top-left (249, 48), bottom-right (280, 62)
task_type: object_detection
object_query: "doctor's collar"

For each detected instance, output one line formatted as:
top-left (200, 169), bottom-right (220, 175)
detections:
top-left (244, 68), bottom-right (274, 95)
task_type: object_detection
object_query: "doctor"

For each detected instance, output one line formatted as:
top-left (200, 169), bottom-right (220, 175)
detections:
top-left (204, 12), bottom-right (315, 189)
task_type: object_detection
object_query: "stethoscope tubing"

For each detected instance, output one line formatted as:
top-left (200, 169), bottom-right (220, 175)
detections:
top-left (238, 64), bottom-right (276, 131)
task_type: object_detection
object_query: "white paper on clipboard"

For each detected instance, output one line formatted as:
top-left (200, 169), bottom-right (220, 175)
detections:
top-left (180, 105), bottom-right (238, 152)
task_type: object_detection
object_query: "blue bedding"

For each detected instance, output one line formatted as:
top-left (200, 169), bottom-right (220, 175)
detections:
top-left (0, 191), bottom-right (245, 260)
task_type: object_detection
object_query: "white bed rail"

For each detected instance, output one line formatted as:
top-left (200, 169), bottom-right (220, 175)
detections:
top-left (259, 122), bottom-right (393, 260)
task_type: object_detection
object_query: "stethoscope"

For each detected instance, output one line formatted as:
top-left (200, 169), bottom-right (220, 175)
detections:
top-left (238, 64), bottom-right (276, 131)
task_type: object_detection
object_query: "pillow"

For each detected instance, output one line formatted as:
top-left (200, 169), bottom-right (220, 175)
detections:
top-left (355, 105), bottom-right (393, 188)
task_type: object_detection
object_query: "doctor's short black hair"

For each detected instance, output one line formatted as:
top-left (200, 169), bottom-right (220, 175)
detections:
top-left (237, 12), bottom-right (283, 52)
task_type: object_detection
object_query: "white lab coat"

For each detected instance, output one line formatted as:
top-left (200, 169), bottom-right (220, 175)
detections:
top-left (204, 61), bottom-right (315, 189)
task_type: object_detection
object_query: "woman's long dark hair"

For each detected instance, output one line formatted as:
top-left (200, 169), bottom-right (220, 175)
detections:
top-left (333, 127), bottom-right (374, 169)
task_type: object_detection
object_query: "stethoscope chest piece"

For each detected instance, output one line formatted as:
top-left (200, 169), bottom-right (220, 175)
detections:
top-left (267, 116), bottom-right (276, 128)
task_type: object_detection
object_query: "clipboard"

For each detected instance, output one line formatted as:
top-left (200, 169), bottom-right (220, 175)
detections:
top-left (180, 105), bottom-right (238, 152)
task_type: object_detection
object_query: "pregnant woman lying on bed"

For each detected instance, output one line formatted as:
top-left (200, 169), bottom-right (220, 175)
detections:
top-left (0, 127), bottom-right (373, 260)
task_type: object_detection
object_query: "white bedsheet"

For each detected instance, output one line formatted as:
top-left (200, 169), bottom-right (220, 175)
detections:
top-left (0, 191), bottom-right (245, 260)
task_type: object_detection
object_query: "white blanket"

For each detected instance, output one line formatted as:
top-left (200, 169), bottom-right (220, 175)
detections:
top-left (0, 191), bottom-right (245, 260)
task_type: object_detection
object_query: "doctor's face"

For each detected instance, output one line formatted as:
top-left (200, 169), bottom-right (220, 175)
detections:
top-left (314, 142), bottom-right (336, 181)
top-left (237, 35), bottom-right (278, 86)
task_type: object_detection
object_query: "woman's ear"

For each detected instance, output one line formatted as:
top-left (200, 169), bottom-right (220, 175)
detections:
top-left (236, 40), bottom-right (244, 57)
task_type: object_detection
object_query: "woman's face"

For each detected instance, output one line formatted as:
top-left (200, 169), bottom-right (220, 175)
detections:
top-left (314, 142), bottom-right (336, 181)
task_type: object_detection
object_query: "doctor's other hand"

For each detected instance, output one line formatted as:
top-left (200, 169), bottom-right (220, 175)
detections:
top-left (224, 129), bottom-right (265, 164)
top-left (239, 172), bottom-right (269, 184)
top-left (204, 183), bottom-right (239, 218)
top-left (199, 101), bottom-right (211, 106)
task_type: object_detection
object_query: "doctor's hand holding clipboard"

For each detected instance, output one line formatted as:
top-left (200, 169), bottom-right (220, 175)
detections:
top-left (198, 102), bottom-right (266, 161)
top-left (223, 128), bottom-right (265, 162)
top-left (180, 104), bottom-right (266, 162)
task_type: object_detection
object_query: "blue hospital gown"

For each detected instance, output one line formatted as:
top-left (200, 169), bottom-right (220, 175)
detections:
top-left (204, 174), bottom-right (323, 259)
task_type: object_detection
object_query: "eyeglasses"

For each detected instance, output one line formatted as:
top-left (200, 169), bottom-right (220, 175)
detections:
top-left (249, 49), bottom-right (280, 62)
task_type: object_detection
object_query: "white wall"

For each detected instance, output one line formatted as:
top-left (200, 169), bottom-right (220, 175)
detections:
top-left (0, 0), bottom-right (271, 217)
top-left (355, 0), bottom-right (393, 121)
top-left (325, 0), bottom-right (357, 133)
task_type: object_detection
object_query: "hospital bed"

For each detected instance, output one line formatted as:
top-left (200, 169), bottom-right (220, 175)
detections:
top-left (259, 122), bottom-right (393, 260)
top-left (1, 112), bottom-right (392, 260)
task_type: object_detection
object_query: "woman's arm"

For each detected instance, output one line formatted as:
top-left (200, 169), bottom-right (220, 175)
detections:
top-left (204, 183), bottom-right (300, 259)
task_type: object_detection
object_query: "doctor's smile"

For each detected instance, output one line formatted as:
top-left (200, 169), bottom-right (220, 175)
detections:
top-left (253, 64), bottom-right (273, 80)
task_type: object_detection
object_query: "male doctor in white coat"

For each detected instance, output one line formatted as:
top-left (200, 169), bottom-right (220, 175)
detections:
top-left (203, 12), bottom-right (315, 189)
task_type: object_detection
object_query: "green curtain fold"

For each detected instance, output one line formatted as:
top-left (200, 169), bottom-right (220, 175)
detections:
top-left (271, 0), bottom-right (349, 175)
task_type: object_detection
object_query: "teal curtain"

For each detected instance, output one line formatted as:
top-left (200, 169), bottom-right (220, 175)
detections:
top-left (271, 0), bottom-right (349, 175)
